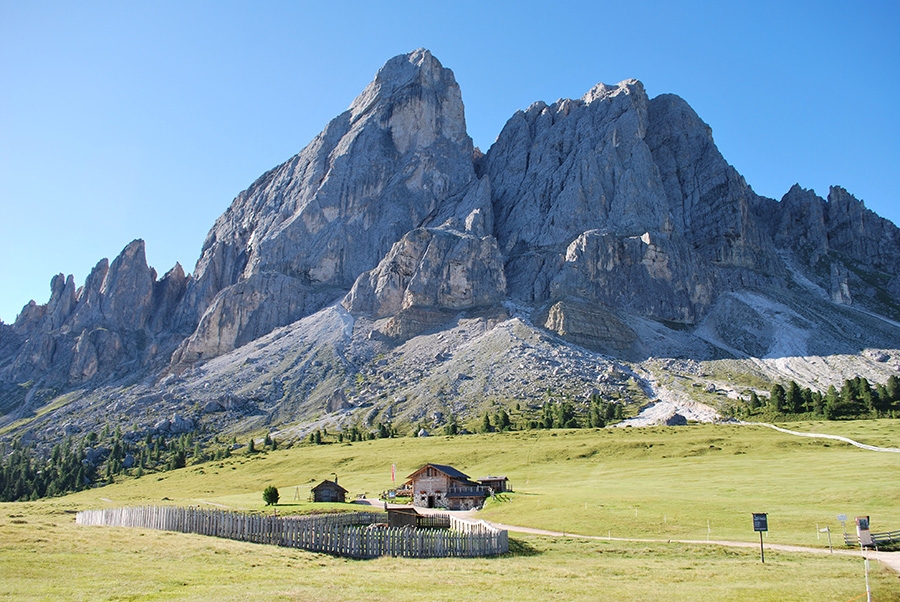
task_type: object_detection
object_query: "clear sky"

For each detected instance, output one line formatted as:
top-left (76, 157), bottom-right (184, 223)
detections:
top-left (1, 1), bottom-right (898, 324)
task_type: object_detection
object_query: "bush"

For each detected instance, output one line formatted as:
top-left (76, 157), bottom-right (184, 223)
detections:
top-left (263, 485), bottom-right (280, 506)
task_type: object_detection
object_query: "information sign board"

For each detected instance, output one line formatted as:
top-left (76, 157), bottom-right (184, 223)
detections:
top-left (752, 513), bottom-right (768, 532)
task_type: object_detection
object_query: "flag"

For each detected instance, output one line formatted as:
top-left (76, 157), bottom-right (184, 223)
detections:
top-left (391, 463), bottom-right (395, 482)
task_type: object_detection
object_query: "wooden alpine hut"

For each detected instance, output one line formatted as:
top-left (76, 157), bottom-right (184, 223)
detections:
top-left (311, 478), bottom-right (348, 503)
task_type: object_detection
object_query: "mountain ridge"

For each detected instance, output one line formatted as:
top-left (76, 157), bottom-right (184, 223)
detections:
top-left (2, 49), bottom-right (898, 443)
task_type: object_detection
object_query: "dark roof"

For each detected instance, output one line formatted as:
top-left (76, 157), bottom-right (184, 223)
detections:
top-left (311, 479), bottom-right (348, 494)
top-left (407, 463), bottom-right (470, 480)
top-left (478, 476), bottom-right (508, 481)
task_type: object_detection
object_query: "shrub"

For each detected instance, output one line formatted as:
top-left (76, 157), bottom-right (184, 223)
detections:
top-left (263, 485), bottom-right (280, 506)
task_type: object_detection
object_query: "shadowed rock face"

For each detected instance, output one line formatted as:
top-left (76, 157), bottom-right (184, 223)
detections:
top-left (3, 240), bottom-right (189, 387)
top-left (3, 49), bottom-right (900, 432)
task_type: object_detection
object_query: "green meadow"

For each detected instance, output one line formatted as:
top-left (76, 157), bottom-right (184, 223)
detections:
top-left (2, 421), bottom-right (899, 600)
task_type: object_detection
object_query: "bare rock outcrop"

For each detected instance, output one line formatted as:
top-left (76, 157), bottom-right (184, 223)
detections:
top-left (535, 298), bottom-right (638, 357)
top-left (2, 239), bottom-right (188, 387)
top-left (3, 49), bottom-right (900, 442)
top-left (757, 183), bottom-right (900, 314)
top-left (484, 79), bottom-right (778, 324)
top-left (173, 48), bottom-right (479, 359)
top-left (343, 225), bottom-right (506, 339)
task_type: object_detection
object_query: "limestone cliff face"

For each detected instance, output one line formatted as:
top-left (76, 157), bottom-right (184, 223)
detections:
top-left (343, 224), bottom-right (507, 338)
top-left (483, 79), bottom-right (779, 330)
top-left (2, 240), bottom-right (188, 387)
top-left (756, 183), bottom-right (900, 313)
top-left (3, 49), bottom-right (900, 422)
top-left (172, 49), bottom-right (478, 361)
top-left (761, 183), bottom-right (900, 271)
top-left (824, 186), bottom-right (900, 273)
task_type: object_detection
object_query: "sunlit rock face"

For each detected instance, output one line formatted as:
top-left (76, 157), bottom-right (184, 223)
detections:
top-left (483, 81), bottom-right (779, 326)
top-left (171, 49), bottom-right (481, 361)
top-left (4, 49), bottom-right (900, 437)
top-left (4, 240), bottom-right (188, 386)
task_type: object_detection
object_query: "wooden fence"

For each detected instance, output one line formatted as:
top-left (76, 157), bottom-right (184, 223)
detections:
top-left (844, 529), bottom-right (900, 547)
top-left (76, 506), bottom-right (508, 559)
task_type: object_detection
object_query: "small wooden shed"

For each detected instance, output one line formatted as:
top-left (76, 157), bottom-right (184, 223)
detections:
top-left (311, 479), bottom-right (348, 503)
top-left (478, 476), bottom-right (510, 493)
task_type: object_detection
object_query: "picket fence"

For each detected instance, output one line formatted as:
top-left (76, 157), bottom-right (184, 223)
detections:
top-left (76, 506), bottom-right (508, 559)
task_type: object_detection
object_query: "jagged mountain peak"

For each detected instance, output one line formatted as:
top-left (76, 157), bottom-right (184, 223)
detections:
top-left (169, 49), bottom-right (479, 364)
top-left (582, 78), bottom-right (644, 104)
top-left (351, 49), bottom-right (455, 117)
top-left (2, 52), bottom-right (900, 445)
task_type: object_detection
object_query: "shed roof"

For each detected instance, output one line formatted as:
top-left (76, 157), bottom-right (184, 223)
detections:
top-left (311, 479), bottom-right (348, 494)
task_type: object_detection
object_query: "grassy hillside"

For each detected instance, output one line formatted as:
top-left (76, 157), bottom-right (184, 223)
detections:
top-left (2, 421), bottom-right (899, 600)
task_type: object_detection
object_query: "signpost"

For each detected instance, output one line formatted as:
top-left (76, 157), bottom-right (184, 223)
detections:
top-left (752, 513), bottom-right (768, 563)
top-left (856, 516), bottom-right (873, 602)
top-left (856, 516), bottom-right (873, 547)
top-left (818, 525), bottom-right (833, 553)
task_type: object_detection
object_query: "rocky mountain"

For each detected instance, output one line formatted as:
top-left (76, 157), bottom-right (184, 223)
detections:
top-left (2, 49), bottom-right (899, 445)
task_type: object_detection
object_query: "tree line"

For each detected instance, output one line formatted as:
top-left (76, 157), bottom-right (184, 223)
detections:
top-left (477, 395), bottom-right (625, 433)
top-left (0, 425), bottom-right (237, 502)
top-left (747, 375), bottom-right (900, 420)
top-left (0, 437), bottom-right (92, 502)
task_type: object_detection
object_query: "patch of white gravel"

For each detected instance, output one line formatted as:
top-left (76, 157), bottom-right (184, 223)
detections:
top-left (615, 399), bottom-right (720, 428)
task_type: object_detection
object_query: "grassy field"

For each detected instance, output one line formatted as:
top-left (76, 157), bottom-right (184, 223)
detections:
top-left (2, 421), bottom-right (900, 600)
top-left (768, 419), bottom-right (900, 450)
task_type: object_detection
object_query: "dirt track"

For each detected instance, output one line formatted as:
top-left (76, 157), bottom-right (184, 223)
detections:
top-left (357, 499), bottom-right (900, 574)
top-left (486, 520), bottom-right (900, 574)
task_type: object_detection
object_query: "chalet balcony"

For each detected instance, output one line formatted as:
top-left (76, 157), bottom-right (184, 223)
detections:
top-left (447, 486), bottom-right (487, 497)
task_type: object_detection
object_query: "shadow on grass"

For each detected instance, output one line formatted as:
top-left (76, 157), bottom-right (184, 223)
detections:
top-left (875, 542), bottom-right (900, 552)
top-left (503, 538), bottom-right (542, 557)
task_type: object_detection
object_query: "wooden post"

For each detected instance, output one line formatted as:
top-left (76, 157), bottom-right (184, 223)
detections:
top-left (759, 531), bottom-right (765, 563)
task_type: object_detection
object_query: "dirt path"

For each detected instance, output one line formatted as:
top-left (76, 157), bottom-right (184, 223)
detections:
top-left (354, 498), bottom-right (900, 574)
top-left (746, 422), bottom-right (900, 453)
top-left (486, 521), bottom-right (900, 574)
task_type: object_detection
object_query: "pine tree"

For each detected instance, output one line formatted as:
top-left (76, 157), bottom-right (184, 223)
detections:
top-left (481, 413), bottom-right (493, 433)
top-left (886, 375), bottom-right (900, 402)
top-left (769, 384), bottom-right (786, 413)
top-left (785, 381), bottom-right (803, 414)
top-left (824, 385), bottom-right (840, 419)
top-left (749, 391), bottom-right (761, 409)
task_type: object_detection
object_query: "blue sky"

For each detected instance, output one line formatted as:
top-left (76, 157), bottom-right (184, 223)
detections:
top-left (1, 1), bottom-right (898, 323)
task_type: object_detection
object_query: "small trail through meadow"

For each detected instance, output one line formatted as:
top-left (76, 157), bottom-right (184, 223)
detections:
top-left (745, 422), bottom-right (900, 453)
top-left (485, 520), bottom-right (900, 574)
top-left (482, 423), bottom-right (900, 572)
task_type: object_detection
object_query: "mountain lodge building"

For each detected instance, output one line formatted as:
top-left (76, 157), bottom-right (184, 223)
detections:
top-left (406, 464), bottom-right (489, 511)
